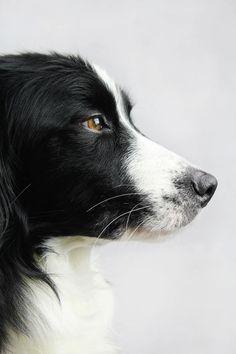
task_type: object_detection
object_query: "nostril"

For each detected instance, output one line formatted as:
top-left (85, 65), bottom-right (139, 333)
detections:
top-left (206, 185), bottom-right (214, 196)
top-left (192, 179), bottom-right (204, 197)
top-left (192, 170), bottom-right (218, 206)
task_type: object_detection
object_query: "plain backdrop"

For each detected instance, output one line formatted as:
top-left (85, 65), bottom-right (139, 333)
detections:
top-left (0, 1), bottom-right (236, 353)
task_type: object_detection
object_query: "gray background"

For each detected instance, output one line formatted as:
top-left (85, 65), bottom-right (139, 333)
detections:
top-left (0, 0), bottom-right (235, 353)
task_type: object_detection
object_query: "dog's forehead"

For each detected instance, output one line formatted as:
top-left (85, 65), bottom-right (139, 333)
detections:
top-left (92, 64), bottom-right (131, 127)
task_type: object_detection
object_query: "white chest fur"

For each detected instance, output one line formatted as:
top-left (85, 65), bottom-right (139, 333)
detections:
top-left (8, 237), bottom-right (117, 354)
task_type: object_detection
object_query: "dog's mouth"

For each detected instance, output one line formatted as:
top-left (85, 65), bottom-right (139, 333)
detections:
top-left (92, 196), bottom-right (196, 241)
top-left (94, 172), bottom-right (217, 241)
top-left (117, 202), bottom-right (198, 242)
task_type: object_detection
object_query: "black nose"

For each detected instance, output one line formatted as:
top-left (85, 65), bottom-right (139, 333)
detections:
top-left (192, 171), bottom-right (218, 207)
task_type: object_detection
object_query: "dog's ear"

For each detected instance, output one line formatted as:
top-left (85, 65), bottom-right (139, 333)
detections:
top-left (0, 57), bottom-right (58, 350)
top-left (0, 117), bottom-right (30, 348)
top-left (0, 118), bottom-right (29, 252)
top-left (0, 62), bottom-right (13, 244)
top-left (0, 113), bottom-right (56, 349)
top-left (0, 59), bottom-right (29, 250)
top-left (0, 139), bottom-right (14, 244)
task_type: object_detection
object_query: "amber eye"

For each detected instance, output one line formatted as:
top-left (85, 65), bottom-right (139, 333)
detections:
top-left (82, 114), bottom-right (108, 132)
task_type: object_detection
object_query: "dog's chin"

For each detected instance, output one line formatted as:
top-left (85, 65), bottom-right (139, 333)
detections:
top-left (119, 207), bottom-right (201, 242)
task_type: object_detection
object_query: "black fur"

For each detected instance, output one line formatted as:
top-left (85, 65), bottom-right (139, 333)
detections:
top-left (0, 53), bottom-right (149, 351)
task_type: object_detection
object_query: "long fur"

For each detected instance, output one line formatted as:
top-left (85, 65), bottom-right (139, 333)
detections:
top-left (0, 53), bottom-right (217, 353)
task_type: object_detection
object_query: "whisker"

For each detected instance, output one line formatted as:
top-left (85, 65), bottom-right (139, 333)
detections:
top-left (125, 202), bottom-right (142, 233)
top-left (125, 218), bottom-right (149, 242)
top-left (92, 206), bottom-right (149, 248)
top-left (11, 184), bottom-right (31, 204)
top-left (87, 192), bottom-right (145, 212)
top-left (113, 183), bottom-right (137, 189)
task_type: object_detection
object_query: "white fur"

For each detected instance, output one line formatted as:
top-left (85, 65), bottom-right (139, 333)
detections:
top-left (8, 237), bottom-right (117, 354)
top-left (8, 66), bottom-right (198, 354)
top-left (93, 65), bottom-right (195, 233)
top-left (127, 135), bottom-right (191, 231)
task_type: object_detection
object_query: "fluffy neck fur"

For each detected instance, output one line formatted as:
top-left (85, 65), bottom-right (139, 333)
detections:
top-left (7, 237), bottom-right (117, 354)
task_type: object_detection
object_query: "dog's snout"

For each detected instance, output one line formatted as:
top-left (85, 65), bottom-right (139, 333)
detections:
top-left (191, 170), bottom-right (218, 207)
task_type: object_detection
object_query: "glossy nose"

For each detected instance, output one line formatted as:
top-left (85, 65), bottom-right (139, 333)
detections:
top-left (192, 171), bottom-right (218, 207)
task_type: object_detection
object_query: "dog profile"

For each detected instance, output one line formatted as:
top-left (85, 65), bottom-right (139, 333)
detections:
top-left (0, 53), bottom-right (217, 353)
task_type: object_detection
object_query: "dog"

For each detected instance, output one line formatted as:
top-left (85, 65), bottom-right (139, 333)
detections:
top-left (0, 53), bottom-right (217, 353)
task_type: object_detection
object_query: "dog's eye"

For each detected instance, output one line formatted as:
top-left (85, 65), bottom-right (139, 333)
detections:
top-left (82, 114), bottom-right (108, 132)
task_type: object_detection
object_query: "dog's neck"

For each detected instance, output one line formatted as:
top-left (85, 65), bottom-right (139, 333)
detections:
top-left (8, 237), bottom-right (116, 354)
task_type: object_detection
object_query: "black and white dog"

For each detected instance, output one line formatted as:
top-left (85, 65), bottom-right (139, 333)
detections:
top-left (0, 53), bottom-right (217, 353)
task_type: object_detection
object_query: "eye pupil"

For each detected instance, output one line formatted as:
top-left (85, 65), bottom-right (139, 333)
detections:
top-left (84, 114), bottom-right (108, 132)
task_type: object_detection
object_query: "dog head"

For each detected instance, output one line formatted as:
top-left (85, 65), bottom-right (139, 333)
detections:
top-left (0, 53), bottom-right (217, 243)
